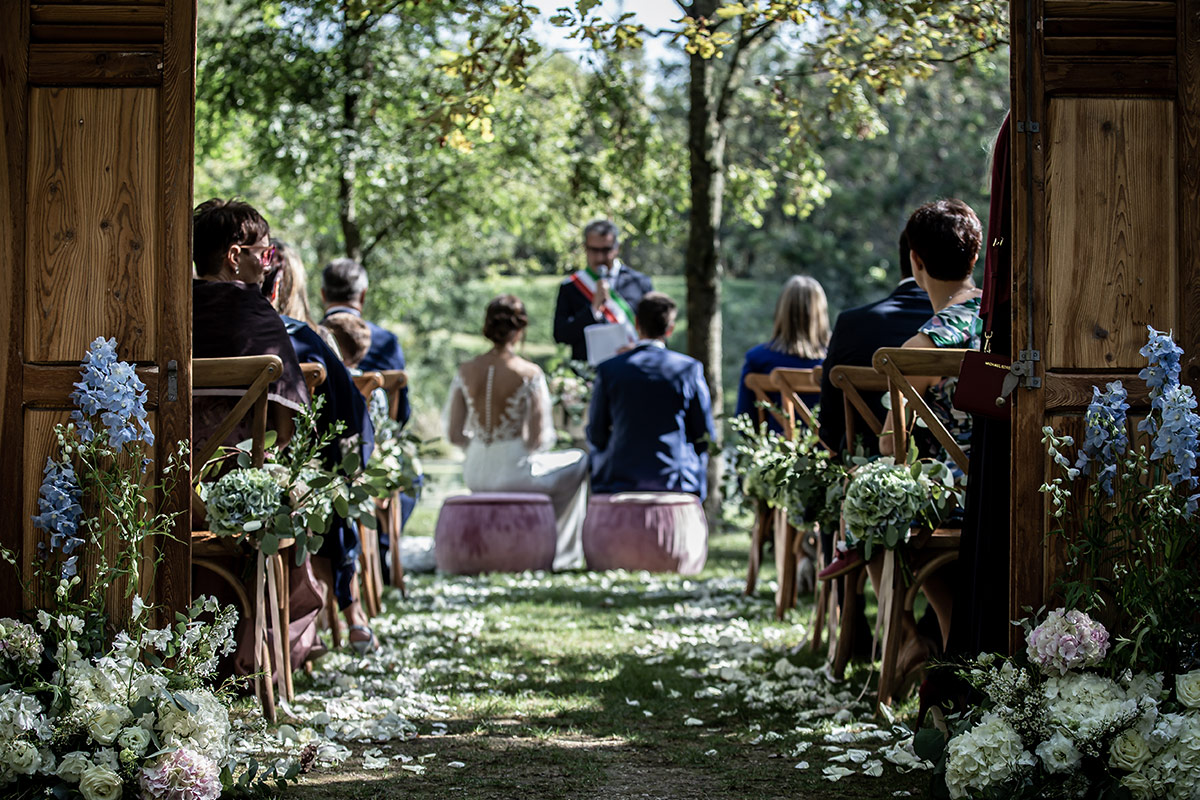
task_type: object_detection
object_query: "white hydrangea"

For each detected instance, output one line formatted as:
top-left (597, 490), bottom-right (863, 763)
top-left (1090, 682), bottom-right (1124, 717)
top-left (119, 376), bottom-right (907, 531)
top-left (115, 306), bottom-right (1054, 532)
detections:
top-left (1126, 711), bottom-right (1200, 800)
top-left (945, 712), bottom-right (1036, 799)
top-left (0, 692), bottom-right (49, 746)
top-left (156, 689), bottom-right (231, 763)
top-left (1043, 672), bottom-right (1143, 754)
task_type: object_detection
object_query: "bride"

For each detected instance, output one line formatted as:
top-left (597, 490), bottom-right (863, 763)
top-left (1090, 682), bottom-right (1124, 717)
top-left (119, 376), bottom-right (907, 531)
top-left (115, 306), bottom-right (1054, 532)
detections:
top-left (444, 294), bottom-right (588, 569)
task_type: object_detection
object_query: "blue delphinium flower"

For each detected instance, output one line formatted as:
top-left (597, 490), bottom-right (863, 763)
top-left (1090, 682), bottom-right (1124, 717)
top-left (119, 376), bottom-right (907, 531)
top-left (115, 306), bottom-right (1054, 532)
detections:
top-left (1152, 382), bottom-right (1200, 489)
top-left (1074, 382), bottom-right (1129, 495)
top-left (31, 458), bottom-right (85, 578)
top-left (71, 337), bottom-right (154, 450)
top-left (1139, 325), bottom-right (1183, 400)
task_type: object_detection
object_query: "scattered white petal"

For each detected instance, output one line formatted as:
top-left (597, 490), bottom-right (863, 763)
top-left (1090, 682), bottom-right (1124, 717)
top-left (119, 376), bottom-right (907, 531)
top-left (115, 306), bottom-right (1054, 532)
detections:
top-left (684, 717), bottom-right (704, 726)
top-left (704, 749), bottom-right (718, 757)
top-left (401, 764), bottom-right (426, 775)
top-left (823, 765), bottom-right (855, 781)
top-left (863, 760), bottom-right (884, 777)
top-left (448, 761), bottom-right (466, 768)
top-left (643, 710), bottom-right (653, 717)
top-left (794, 761), bottom-right (809, 770)
top-left (625, 697), bottom-right (640, 707)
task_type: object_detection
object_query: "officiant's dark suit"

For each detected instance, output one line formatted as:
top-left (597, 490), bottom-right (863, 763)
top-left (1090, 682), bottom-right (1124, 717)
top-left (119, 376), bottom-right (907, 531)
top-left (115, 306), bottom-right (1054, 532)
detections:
top-left (587, 293), bottom-right (714, 500)
top-left (553, 220), bottom-right (653, 360)
top-left (818, 242), bottom-right (932, 453)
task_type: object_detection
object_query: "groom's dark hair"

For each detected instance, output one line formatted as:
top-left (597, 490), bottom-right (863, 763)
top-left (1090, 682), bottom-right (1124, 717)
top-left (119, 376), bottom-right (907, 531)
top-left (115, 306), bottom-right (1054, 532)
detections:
top-left (636, 292), bottom-right (676, 340)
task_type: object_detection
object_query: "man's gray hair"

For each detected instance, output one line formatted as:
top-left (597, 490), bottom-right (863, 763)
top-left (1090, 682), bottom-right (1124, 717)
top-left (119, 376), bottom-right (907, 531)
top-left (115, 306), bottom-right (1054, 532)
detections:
top-left (583, 219), bottom-right (620, 246)
top-left (322, 258), bottom-right (369, 302)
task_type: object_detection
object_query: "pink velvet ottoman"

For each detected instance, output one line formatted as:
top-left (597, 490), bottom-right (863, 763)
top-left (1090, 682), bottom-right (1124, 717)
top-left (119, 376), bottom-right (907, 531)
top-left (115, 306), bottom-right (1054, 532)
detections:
top-left (434, 492), bottom-right (557, 574)
top-left (582, 493), bottom-right (708, 575)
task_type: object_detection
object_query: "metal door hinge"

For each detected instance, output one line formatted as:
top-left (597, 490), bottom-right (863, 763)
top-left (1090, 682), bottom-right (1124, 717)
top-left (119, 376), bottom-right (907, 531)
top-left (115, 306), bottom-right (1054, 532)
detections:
top-left (1016, 120), bottom-right (1041, 133)
top-left (1010, 350), bottom-right (1042, 389)
top-left (167, 360), bottom-right (178, 402)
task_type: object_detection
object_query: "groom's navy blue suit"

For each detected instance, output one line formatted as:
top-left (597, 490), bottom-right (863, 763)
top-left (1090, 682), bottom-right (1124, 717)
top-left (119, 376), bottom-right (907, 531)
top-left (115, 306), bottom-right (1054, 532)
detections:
top-left (587, 342), bottom-right (715, 500)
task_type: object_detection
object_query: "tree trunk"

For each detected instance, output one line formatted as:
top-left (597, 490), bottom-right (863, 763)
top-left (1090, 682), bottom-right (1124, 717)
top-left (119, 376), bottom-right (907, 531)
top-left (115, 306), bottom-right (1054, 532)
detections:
top-left (685, 0), bottom-right (727, 516)
top-left (338, 15), bottom-right (363, 262)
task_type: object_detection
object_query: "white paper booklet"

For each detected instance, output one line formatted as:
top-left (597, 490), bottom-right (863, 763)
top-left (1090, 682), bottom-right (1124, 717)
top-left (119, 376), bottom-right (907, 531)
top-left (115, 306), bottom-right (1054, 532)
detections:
top-left (584, 323), bottom-right (630, 365)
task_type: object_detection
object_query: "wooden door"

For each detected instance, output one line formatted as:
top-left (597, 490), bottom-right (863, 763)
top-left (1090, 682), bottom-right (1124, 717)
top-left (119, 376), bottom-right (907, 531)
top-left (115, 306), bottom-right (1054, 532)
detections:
top-left (0, 1), bottom-right (196, 620)
top-left (1009, 0), bottom-right (1200, 649)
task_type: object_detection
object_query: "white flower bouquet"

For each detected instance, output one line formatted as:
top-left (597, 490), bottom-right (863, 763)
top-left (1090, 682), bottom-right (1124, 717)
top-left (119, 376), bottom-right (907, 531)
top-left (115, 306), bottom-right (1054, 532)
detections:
top-left (918, 608), bottom-right (1200, 799)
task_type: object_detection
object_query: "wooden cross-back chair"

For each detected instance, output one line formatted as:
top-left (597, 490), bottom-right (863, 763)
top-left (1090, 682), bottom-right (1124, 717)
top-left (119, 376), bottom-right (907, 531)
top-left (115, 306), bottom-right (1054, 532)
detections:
top-left (301, 362), bottom-right (326, 398)
top-left (870, 347), bottom-right (969, 710)
top-left (741, 371), bottom-right (787, 601)
top-left (376, 370), bottom-right (409, 596)
top-left (821, 365), bottom-right (890, 676)
top-left (191, 355), bottom-right (291, 721)
top-left (350, 371), bottom-right (386, 618)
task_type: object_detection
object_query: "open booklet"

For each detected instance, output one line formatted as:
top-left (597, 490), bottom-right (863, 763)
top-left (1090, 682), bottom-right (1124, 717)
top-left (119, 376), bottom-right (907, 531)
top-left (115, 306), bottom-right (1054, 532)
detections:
top-left (584, 322), bottom-right (632, 365)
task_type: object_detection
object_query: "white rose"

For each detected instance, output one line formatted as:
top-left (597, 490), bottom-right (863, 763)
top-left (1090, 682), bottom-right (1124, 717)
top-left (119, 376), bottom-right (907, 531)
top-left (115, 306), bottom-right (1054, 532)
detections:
top-left (1110, 729), bottom-right (1152, 772)
top-left (79, 764), bottom-right (123, 800)
top-left (1177, 670), bottom-right (1200, 709)
top-left (57, 751), bottom-right (92, 782)
top-left (117, 725), bottom-right (152, 755)
top-left (1035, 731), bottom-right (1081, 773)
top-left (8, 739), bottom-right (42, 775)
top-left (1121, 771), bottom-right (1155, 800)
top-left (88, 705), bottom-right (130, 745)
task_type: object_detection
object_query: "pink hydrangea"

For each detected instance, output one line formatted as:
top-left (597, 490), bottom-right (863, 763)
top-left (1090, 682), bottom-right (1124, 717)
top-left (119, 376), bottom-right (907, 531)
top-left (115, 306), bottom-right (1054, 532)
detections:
top-left (139, 748), bottom-right (222, 800)
top-left (1026, 608), bottom-right (1110, 676)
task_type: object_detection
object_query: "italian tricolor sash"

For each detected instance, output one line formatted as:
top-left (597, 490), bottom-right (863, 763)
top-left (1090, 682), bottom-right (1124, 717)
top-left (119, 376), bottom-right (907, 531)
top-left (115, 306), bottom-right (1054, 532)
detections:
top-left (569, 266), bottom-right (637, 338)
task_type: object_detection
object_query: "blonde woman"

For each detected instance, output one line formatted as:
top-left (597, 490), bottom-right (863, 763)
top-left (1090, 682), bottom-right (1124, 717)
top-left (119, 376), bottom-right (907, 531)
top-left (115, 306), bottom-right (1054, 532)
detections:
top-left (734, 275), bottom-right (831, 433)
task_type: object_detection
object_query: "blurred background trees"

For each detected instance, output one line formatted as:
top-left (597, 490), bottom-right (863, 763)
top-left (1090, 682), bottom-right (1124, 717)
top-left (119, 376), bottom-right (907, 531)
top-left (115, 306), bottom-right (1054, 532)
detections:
top-left (195, 0), bottom-right (1009, 442)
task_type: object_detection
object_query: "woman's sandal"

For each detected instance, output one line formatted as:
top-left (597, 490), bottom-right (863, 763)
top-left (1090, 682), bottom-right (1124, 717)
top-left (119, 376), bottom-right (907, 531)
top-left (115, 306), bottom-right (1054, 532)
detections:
top-left (348, 624), bottom-right (379, 655)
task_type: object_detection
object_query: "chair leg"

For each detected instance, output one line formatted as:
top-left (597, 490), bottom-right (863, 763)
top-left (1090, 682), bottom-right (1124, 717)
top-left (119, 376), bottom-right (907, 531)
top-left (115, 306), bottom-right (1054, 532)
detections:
top-left (877, 550), bottom-right (906, 712)
top-left (324, 577), bottom-right (343, 649)
top-left (809, 528), bottom-right (826, 652)
top-left (265, 552), bottom-right (290, 703)
top-left (358, 524), bottom-right (381, 618)
top-left (389, 497), bottom-right (407, 598)
top-left (745, 504), bottom-right (769, 596)
top-left (829, 566), bottom-right (866, 681)
top-left (774, 508), bottom-right (797, 620)
top-left (254, 550), bottom-right (277, 724)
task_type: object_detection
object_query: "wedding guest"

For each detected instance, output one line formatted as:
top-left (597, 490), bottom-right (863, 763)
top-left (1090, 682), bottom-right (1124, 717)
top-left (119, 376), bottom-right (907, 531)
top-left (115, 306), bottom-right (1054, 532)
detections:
top-left (321, 258), bottom-right (410, 426)
top-left (734, 275), bottom-right (830, 434)
top-left (587, 292), bottom-right (715, 498)
top-left (324, 313), bottom-right (373, 369)
top-left (553, 219), bottom-right (653, 361)
top-left (268, 240), bottom-right (341, 355)
top-left (445, 295), bottom-right (589, 569)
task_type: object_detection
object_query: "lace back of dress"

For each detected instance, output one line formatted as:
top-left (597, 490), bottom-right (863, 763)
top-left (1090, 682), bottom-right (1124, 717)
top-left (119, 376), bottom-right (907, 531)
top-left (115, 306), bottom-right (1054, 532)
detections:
top-left (461, 364), bottom-right (530, 446)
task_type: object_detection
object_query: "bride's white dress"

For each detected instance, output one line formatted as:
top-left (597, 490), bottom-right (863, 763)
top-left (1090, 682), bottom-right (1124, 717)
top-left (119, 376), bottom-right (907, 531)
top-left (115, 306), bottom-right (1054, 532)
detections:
top-left (444, 365), bottom-right (588, 570)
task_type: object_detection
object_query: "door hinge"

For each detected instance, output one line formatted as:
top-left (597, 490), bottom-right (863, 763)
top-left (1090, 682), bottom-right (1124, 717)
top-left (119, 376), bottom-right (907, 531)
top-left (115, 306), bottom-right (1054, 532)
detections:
top-left (1009, 350), bottom-right (1042, 389)
top-left (1016, 120), bottom-right (1041, 133)
top-left (167, 360), bottom-right (178, 402)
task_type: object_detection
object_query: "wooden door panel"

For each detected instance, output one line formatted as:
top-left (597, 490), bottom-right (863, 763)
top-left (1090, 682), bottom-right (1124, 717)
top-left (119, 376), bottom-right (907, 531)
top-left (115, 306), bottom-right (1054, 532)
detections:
top-left (1045, 97), bottom-right (1177, 370)
top-left (26, 87), bottom-right (159, 363)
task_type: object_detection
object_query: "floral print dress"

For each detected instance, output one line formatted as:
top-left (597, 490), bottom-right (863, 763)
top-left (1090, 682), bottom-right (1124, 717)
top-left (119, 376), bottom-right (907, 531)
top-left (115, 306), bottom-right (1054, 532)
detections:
top-left (918, 296), bottom-right (983, 465)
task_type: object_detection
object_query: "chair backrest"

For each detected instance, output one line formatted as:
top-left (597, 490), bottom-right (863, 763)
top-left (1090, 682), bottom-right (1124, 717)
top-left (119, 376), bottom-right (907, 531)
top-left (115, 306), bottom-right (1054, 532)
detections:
top-left (191, 355), bottom-right (283, 519)
top-left (742, 372), bottom-right (788, 431)
top-left (378, 369), bottom-right (408, 422)
top-left (769, 366), bottom-right (830, 450)
top-left (829, 365), bottom-right (889, 450)
top-left (300, 362), bottom-right (327, 396)
top-left (352, 371), bottom-right (384, 400)
top-left (871, 347), bottom-right (971, 475)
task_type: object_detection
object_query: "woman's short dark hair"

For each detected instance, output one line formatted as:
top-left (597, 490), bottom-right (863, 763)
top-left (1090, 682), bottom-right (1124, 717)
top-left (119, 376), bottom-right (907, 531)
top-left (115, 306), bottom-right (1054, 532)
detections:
top-left (904, 199), bottom-right (982, 281)
top-left (635, 292), bottom-right (677, 340)
top-left (193, 198), bottom-right (269, 277)
top-left (483, 294), bottom-right (529, 345)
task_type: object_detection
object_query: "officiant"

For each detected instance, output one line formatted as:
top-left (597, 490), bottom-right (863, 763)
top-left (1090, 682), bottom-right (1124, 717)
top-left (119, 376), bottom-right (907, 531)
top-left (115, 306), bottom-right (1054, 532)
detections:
top-left (553, 219), bottom-right (654, 362)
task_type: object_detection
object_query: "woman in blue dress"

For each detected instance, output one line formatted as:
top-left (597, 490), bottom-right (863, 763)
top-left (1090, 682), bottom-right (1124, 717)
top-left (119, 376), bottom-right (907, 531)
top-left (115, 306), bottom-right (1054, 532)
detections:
top-left (734, 275), bottom-right (831, 433)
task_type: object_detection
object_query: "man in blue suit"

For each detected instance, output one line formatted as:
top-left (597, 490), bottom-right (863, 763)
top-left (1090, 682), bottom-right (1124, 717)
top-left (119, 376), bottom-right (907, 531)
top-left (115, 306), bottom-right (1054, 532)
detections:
top-left (818, 232), bottom-right (932, 454)
top-left (320, 258), bottom-right (410, 427)
top-left (588, 293), bottom-right (715, 499)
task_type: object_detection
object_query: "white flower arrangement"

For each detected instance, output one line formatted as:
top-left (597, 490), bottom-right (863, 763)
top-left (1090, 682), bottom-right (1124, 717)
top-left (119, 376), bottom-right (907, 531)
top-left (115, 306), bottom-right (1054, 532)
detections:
top-left (921, 609), bottom-right (1200, 799)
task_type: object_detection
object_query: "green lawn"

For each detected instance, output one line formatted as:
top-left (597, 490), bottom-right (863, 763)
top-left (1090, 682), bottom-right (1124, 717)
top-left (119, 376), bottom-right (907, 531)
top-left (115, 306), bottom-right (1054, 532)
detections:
top-left (276, 477), bottom-right (932, 800)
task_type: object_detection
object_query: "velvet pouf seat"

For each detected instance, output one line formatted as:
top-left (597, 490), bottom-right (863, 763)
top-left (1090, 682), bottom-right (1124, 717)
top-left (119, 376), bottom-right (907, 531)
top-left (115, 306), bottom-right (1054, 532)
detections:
top-left (582, 493), bottom-right (708, 575)
top-left (434, 492), bottom-right (557, 574)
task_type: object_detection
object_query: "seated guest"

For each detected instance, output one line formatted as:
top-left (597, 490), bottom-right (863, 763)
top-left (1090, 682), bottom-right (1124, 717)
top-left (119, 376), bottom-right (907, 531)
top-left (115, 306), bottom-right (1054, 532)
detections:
top-left (192, 198), bottom-right (321, 670)
top-left (588, 292), bottom-right (715, 498)
top-left (321, 258), bottom-right (410, 427)
top-left (324, 312), bottom-right (373, 370)
top-left (444, 295), bottom-right (589, 569)
top-left (264, 241), bottom-right (378, 654)
top-left (269, 240), bottom-right (341, 355)
top-left (735, 275), bottom-right (830, 433)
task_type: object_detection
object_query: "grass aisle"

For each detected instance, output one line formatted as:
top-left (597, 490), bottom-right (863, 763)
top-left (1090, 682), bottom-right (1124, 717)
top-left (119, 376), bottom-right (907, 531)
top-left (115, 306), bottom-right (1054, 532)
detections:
top-left (287, 522), bottom-right (933, 799)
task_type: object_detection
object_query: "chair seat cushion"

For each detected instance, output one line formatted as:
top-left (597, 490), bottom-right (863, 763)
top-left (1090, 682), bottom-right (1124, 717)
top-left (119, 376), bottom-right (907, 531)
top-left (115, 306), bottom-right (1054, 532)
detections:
top-left (435, 494), bottom-right (557, 574)
top-left (583, 493), bottom-right (707, 575)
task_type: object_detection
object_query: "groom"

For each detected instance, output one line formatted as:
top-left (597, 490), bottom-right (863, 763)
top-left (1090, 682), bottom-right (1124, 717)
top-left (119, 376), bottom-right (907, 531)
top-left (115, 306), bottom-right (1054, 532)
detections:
top-left (587, 293), bottom-right (714, 499)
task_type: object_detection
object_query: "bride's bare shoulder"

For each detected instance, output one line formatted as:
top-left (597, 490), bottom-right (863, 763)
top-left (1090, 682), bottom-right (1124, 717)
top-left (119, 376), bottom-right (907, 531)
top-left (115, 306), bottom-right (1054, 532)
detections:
top-left (510, 357), bottom-right (543, 381)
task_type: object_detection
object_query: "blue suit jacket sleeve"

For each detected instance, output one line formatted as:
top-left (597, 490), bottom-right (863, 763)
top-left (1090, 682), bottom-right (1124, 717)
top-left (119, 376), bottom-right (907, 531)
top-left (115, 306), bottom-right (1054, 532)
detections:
top-left (587, 368), bottom-right (611, 452)
top-left (735, 355), bottom-right (756, 420)
top-left (687, 363), bottom-right (714, 456)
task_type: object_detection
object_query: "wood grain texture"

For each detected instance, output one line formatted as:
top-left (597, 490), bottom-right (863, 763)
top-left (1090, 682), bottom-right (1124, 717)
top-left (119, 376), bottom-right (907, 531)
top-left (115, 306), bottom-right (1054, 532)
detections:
top-left (1044, 56), bottom-right (1176, 94)
top-left (1010, 0), bottom-right (1049, 653)
top-left (1045, 0), bottom-right (1175, 19)
top-left (36, 0), bottom-right (164, 5)
top-left (23, 363), bottom-right (160, 408)
top-left (0, 2), bottom-right (29, 618)
top-left (1045, 98), bottom-right (1177, 370)
top-left (1044, 36), bottom-right (1175, 55)
top-left (29, 45), bottom-right (163, 86)
top-left (1179, 0), bottom-right (1200, 386)
top-left (31, 4), bottom-right (166, 24)
top-left (154, 0), bottom-right (196, 620)
top-left (1042, 370), bottom-right (1150, 412)
top-left (26, 87), bottom-right (159, 362)
top-left (31, 24), bottom-right (163, 45)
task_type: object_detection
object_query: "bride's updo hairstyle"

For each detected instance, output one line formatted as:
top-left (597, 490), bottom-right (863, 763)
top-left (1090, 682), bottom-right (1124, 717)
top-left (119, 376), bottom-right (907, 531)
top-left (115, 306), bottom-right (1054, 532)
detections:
top-left (483, 294), bottom-right (529, 345)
